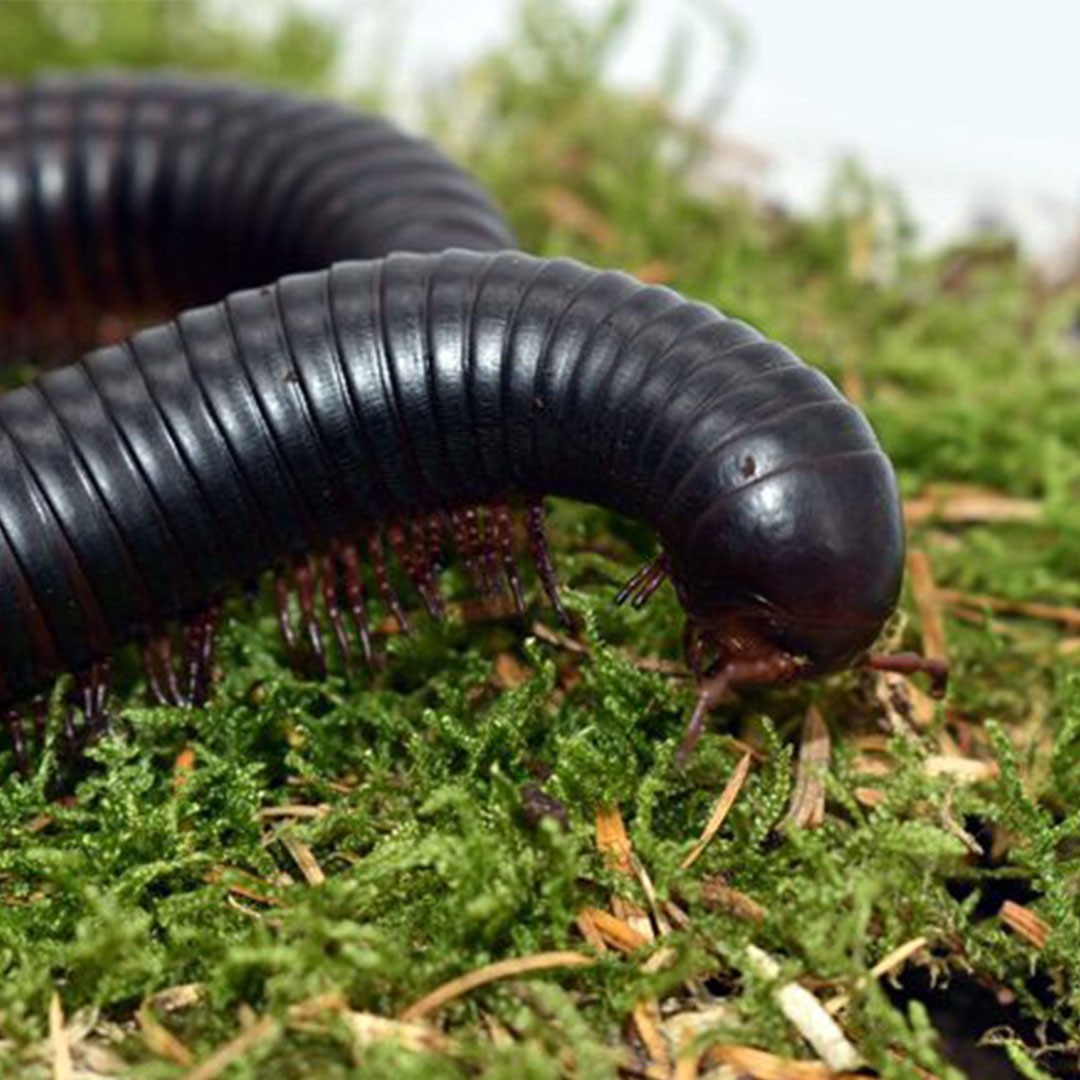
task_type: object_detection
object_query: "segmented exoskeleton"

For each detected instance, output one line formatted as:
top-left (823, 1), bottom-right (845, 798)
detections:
top-left (0, 74), bottom-right (940, 770)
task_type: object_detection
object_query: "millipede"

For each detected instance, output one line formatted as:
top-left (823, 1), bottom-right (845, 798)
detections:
top-left (0, 72), bottom-right (945, 772)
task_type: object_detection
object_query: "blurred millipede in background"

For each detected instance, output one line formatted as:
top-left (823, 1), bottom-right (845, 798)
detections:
top-left (0, 73), bottom-right (935, 772)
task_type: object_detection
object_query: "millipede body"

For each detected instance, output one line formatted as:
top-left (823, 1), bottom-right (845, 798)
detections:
top-left (0, 73), bottom-right (919, 766)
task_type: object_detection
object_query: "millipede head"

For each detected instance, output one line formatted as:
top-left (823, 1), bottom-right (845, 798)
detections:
top-left (666, 439), bottom-right (907, 681)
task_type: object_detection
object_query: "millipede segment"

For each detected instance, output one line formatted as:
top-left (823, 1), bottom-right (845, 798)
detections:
top-left (0, 74), bottom-right (928, 775)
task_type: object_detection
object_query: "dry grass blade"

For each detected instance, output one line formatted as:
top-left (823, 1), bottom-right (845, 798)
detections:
top-left (681, 752), bottom-right (752, 869)
top-left (904, 485), bottom-right (1041, 526)
top-left (139, 1002), bottom-right (194, 1066)
top-left (285, 996), bottom-right (448, 1054)
top-left (596, 804), bottom-right (634, 874)
top-left (908, 550), bottom-right (948, 663)
top-left (257, 804), bottom-right (330, 820)
top-left (825, 936), bottom-right (929, 1014)
top-left (575, 910), bottom-right (610, 952)
top-left (146, 984), bottom-right (204, 1013)
top-left (699, 876), bottom-right (767, 922)
top-left (937, 587), bottom-right (1080, 631)
top-left (340, 1011), bottom-right (447, 1053)
top-left (1000, 901), bottom-right (1050, 949)
top-left (277, 830), bottom-right (326, 886)
top-left (140, 1013), bottom-right (195, 1069)
top-left (632, 999), bottom-right (671, 1073)
top-left (399, 951), bottom-right (594, 1021)
top-left (530, 620), bottom-right (589, 655)
top-left (577, 907), bottom-right (651, 953)
top-left (181, 1016), bottom-right (281, 1080)
top-left (530, 619), bottom-right (687, 676)
top-left (782, 707), bottom-right (830, 830)
top-left (49, 993), bottom-right (73, 1080)
top-left (672, 1054), bottom-right (699, 1080)
top-left (923, 754), bottom-right (999, 782)
top-left (707, 1044), bottom-right (864, 1079)
top-left (596, 804), bottom-right (652, 934)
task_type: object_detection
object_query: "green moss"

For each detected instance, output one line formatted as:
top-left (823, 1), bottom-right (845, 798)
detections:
top-left (1, 0), bottom-right (1078, 1075)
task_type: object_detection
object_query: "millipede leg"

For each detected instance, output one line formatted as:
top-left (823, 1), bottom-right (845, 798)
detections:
top-left (477, 506), bottom-right (501, 596)
top-left (69, 661), bottom-right (109, 742)
top-left (319, 551), bottom-right (353, 669)
top-left (526, 499), bottom-right (569, 626)
top-left (412, 515), bottom-right (444, 618)
top-left (294, 559), bottom-right (327, 676)
top-left (369, 531), bottom-right (411, 634)
top-left (33, 700), bottom-right (47, 752)
top-left (184, 606), bottom-right (219, 706)
top-left (149, 633), bottom-right (184, 706)
top-left (340, 542), bottom-right (375, 666)
top-left (425, 513), bottom-right (445, 576)
top-left (274, 570), bottom-right (299, 654)
top-left (450, 508), bottom-right (487, 594)
top-left (615, 553), bottom-right (669, 609)
top-left (141, 639), bottom-right (169, 706)
top-left (84, 660), bottom-right (111, 736)
top-left (389, 520), bottom-right (442, 620)
top-left (60, 697), bottom-right (80, 759)
top-left (6, 709), bottom-right (28, 775)
top-left (493, 502), bottom-right (526, 614)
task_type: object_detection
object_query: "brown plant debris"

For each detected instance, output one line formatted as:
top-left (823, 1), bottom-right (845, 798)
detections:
top-left (908, 550), bottom-right (949, 664)
top-left (138, 1001), bottom-right (195, 1067)
top-left (399, 951), bottom-right (594, 1022)
top-left (277, 830), bottom-right (327, 887)
top-left (1000, 900), bottom-right (1051, 950)
top-left (782, 707), bottom-right (830, 830)
top-left (706, 1044), bottom-right (866, 1079)
top-left (937, 587), bottom-right (1080, 631)
top-left (904, 484), bottom-right (1041, 526)
top-left (49, 993), bottom-right (73, 1080)
top-left (576, 907), bottom-right (651, 953)
top-left (698, 875), bottom-right (768, 923)
top-left (825, 936), bottom-right (930, 1015)
top-left (680, 752), bottom-right (753, 869)
top-left (181, 1015), bottom-right (281, 1080)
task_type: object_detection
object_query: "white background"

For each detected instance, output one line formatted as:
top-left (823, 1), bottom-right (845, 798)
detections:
top-left (308, 0), bottom-right (1080, 260)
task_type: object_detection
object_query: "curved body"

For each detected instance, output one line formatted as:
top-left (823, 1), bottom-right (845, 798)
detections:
top-left (0, 74), bottom-right (905, 725)
top-left (0, 72), bottom-right (513, 358)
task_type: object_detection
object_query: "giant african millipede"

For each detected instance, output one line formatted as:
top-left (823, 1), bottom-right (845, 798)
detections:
top-left (0, 73), bottom-right (944, 771)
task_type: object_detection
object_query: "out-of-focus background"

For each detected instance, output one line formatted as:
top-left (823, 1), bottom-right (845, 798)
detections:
top-left (7, 0), bottom-right (1074, 266)
top-left (311, 0), bottom-right (1079, 266)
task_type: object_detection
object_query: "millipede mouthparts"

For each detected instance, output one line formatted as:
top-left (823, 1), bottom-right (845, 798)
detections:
top-left (0, 73), bottom-right (940, 771)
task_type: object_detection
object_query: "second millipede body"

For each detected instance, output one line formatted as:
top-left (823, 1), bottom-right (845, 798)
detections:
top-left (0, 73), bottom-right (918, 764)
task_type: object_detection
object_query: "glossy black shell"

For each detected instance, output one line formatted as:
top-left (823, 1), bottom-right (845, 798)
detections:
top-left (0, 74), bottom-right (904, 706)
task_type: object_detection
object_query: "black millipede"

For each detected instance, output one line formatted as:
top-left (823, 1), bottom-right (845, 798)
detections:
top-left (0, 72), bottom-right (944, 771)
